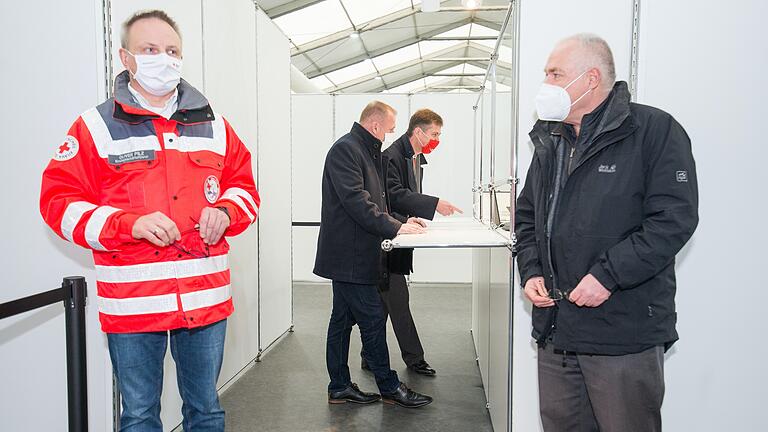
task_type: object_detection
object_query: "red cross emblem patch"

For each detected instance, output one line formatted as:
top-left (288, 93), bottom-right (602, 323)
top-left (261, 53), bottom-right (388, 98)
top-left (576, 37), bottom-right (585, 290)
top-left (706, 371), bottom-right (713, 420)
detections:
top-left (205, 175), bottom-right (220, 204)
top-left (54, 136), bottom-right (79, 161)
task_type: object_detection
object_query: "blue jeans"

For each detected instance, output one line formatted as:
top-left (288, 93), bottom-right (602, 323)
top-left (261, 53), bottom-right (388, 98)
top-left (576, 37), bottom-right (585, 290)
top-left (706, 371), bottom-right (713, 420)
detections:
top-left (327, 281), bottom-right (399, 394)
top-left (107, 319), bottom-right (227, 432)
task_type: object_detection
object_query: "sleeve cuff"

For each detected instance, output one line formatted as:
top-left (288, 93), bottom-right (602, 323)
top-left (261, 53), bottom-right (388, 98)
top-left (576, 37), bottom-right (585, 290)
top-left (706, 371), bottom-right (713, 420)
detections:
top-left (116, 212), bottom-right (141, 244)
top-left (589, 262), bottom-right (619, 292)
top-left (386, 219), bottom-right (402, 239)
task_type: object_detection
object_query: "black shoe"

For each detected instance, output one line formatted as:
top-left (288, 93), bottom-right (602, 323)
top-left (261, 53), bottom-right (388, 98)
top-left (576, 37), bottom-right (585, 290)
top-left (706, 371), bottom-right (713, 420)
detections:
top-left (328, 383), bottom-right (381, 405)
top-left (408, 360), bottom-right (436, 376)
top-left (361, 358), bottom-right (371, 371)
top-left (381, 383), bottom-right (433, 408)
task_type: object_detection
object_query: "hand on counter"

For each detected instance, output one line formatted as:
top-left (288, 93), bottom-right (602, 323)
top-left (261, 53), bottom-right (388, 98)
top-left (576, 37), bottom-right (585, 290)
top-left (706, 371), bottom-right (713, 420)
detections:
top-left (398, 222), bottom-right (427, 235)
top-left (407, 217), bottom-right (427, 228)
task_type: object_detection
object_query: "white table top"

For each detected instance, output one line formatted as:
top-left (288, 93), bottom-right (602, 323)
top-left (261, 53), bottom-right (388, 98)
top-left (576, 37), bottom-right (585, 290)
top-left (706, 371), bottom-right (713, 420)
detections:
top-left (385, 217), bottom-right (511, 250)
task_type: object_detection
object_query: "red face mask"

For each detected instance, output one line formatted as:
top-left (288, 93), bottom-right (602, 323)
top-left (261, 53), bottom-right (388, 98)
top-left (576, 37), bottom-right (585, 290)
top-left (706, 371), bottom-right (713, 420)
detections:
top-left (418, 129), bottom-right (440, 154)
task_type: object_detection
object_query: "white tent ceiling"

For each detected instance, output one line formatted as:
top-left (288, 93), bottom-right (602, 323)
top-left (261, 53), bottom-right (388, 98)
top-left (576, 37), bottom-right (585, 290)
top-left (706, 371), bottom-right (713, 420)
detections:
top-left (257, 0), bottom-right (512, 93)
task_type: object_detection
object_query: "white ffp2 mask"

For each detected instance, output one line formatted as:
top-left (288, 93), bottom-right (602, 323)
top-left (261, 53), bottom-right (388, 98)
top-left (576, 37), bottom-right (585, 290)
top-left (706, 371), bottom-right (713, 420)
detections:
top-left (534, 70), bottom-right (591, 121)
top-left (126, 51), bottom-right (183, 96)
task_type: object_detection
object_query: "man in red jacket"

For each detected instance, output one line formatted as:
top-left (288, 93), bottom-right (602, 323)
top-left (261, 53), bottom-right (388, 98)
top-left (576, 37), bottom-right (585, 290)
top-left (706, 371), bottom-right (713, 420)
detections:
top-left (40, 10), bottom-right (259, 431)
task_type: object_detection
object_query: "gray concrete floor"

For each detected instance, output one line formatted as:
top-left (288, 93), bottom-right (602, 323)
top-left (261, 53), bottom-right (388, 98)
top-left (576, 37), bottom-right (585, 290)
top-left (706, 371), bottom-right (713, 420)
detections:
top-left (220, 282), bottom-right (493, 432)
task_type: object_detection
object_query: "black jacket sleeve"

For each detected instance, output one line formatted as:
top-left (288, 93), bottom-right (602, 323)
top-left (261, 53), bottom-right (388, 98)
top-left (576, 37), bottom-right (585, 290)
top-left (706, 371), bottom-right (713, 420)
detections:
top-left (387, 156), bottom-right (439, 220)
top-left (327, 144), bottom-right (402, 239)
top-left (589, 115), bottom-right (699, 291)
top-left (515, 153), bottom-right (544, 286)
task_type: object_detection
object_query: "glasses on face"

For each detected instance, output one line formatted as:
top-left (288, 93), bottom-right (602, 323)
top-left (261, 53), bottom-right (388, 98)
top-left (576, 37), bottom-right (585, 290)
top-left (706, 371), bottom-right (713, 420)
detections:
top-left (170, 218), bottom-right (210, 258)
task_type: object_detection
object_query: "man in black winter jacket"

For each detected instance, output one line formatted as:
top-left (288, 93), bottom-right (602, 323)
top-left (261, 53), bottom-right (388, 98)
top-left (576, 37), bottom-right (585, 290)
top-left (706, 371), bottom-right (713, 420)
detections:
top-left (515, 34), bottom-right (698, 432)
top-left (314, 101), bottom-right (432, 408)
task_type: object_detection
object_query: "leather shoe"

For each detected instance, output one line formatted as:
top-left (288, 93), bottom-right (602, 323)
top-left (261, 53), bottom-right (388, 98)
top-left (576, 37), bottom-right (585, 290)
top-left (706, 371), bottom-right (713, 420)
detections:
top-left (328, 383), bottom-right (381, 405)
top-left (408, 360), bottom-right (436, 376)
top-left (381, 383), bottom-right (433, 408)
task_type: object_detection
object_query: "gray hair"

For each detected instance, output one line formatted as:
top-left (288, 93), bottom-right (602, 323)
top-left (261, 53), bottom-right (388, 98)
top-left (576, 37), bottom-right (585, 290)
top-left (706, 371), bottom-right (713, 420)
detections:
top-left (561, 33), bottom-right (616, 90)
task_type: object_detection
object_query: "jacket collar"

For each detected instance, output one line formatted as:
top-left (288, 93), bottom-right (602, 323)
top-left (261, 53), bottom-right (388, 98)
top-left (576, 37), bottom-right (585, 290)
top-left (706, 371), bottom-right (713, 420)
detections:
top-left (530, 81), bottom-right (634, 151)
top-left (112, 70), bottom-right (215, 125)
top-left (351, 122), bottom-right (382, 157)
top-left (393, 133), bottom-right (429, 165)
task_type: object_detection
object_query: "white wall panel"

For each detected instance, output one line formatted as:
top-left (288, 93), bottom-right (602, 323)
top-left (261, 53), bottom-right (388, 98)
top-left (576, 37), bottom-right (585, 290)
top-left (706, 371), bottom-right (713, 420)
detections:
top-left (0, 0), bottom-right (112, 430)
top-left (255, 8), bottom-right (293, 350)
top-left (291, 94), bottom-right (334, 223)
top-left (201, 0), bottom-right (260, 396)
top-left (637, 2), bottom-right (767, 430)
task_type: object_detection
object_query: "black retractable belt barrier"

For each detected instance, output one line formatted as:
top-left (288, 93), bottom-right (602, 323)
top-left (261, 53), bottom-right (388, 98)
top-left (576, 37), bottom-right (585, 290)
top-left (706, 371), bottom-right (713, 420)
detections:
top-left (0, 276), bottom-right (89, 432)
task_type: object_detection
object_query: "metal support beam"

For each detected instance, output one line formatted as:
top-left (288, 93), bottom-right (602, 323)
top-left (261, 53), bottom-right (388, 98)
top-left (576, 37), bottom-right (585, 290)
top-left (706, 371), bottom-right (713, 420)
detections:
top-left (300, 18), bottom-right (472, 78)
top-left (424, 57), bottom-right (489, 62)
top-left (430, 72), bottom-right (486, 77)
top-left (428, 35), bottom-right (498, 41)
top-left (263, 0), bottom-right (324, 19)
top-left (292, 4), bottom-right (508, 57)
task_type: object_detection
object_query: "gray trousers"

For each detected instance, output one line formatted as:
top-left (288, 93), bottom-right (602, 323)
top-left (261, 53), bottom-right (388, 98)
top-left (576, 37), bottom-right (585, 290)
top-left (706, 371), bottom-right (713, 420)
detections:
top-left (538, 343), bottom-right (665, 432)
top-left (380, 273), bottom-right (425, 366)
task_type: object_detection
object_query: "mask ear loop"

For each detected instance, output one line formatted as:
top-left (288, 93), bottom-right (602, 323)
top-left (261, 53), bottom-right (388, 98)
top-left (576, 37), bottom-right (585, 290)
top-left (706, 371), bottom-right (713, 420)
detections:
top-left (565, 69), bottom-right (593, 107)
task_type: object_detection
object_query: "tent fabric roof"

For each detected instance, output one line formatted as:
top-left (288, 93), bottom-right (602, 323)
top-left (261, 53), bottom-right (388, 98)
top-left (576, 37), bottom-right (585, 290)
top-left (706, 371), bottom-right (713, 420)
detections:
top-left (259, 0), bottom-right (512, 93)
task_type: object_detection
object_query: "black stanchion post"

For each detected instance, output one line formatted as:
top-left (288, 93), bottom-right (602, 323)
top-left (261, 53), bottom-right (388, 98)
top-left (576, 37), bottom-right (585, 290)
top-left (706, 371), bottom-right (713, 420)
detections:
top-left (63, 276), bottom-right (88, 432)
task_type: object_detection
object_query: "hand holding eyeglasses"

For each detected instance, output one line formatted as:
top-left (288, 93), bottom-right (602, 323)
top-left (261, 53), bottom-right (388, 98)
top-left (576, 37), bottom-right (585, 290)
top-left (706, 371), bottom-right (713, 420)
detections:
top-left (524, 276), bottom-right (555, 308)
top-left (198, 207), bottom-right (230, 245)
top-left (132, 211), bottom-right (181, 247)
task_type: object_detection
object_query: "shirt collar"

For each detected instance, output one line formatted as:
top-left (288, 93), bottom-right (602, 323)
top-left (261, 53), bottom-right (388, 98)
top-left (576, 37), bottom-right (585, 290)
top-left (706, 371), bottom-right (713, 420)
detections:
top-left (126, 82), bottom-right (178, 119)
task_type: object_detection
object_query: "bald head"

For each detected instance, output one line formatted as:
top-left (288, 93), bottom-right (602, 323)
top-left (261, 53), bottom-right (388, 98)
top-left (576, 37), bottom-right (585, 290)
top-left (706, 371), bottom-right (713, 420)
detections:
top-left (555, 33), bottom-right (616, 90)
top-left (359, 101), bottom-right (397, 142)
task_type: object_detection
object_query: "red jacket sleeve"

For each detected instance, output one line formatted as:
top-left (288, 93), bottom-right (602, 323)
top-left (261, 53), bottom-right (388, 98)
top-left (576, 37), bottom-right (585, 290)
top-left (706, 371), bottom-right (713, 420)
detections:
top-left (40, 116), bottom-right (140, 251)
top-left (214, 118), bottom-right (260, 236)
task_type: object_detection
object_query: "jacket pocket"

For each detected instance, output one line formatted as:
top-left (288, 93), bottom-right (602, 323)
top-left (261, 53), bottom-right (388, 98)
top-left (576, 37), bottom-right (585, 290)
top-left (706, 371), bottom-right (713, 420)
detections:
top-left (188, 152), bottom-right (225, 170)
top-left (102, 155), bottom-right (161, 209)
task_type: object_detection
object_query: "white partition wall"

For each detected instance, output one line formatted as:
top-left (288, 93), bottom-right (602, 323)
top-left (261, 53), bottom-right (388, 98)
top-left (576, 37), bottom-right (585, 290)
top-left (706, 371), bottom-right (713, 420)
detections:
top-left (200, 0), bottom-right (261, 399)
top-left (636, 2), bottom-right (767, 430)
top-left (0, 0), bottom-right (112, 430)
top-left (255, 8), bottom-right (293, 351)
top-left (291, 94), bottom-right (334, 282)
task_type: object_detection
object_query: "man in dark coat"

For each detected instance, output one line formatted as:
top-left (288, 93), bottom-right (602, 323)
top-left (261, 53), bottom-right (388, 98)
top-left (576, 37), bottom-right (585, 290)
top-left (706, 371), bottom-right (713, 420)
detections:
top-left (515, 34), bottom-right (698, 432)
top-left (314, 101), bottom-right (432, 408)
top-left (363, 108), bottom-right (462, 376)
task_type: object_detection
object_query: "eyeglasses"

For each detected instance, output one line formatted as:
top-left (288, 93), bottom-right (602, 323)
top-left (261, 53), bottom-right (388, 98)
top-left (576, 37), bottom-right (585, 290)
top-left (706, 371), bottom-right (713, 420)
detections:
top-left (550, 289), bottom-right (571, 302)
top-left (171, 218), bottom-right (209, 258)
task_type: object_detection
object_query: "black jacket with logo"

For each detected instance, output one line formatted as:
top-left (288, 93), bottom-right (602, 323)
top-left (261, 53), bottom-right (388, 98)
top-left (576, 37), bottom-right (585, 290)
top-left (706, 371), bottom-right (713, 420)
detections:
top-left (515, 82), bottom-right (699, 355)
top-left (383, 134), bottom-right (439, 275)
top-left (314, 123), bottom-right (402, 285)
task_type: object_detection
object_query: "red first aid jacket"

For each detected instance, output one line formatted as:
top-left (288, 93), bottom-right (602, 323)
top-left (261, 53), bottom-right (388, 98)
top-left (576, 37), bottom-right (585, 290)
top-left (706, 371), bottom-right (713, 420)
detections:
top-left (40, 72), bottom-right (260, 333)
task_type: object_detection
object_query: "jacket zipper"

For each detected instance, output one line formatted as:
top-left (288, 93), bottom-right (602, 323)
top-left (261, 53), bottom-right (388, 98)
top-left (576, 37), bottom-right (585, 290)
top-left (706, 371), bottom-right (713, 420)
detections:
top-left (544, 134), bottom-right (566, 297)
top-left (567, 145), bottom-right (576, 175)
